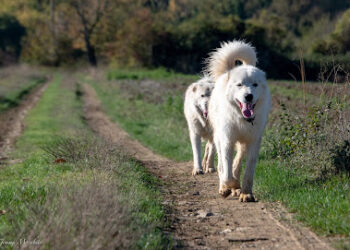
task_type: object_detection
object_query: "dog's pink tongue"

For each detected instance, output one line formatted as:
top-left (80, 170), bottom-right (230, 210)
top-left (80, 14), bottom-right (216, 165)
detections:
top-left (242, 103), bottom-right (254, 118)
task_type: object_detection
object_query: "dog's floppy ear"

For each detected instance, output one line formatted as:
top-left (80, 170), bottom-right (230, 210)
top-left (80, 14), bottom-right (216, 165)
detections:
top-left (192, 86), bottom-right (197, 92)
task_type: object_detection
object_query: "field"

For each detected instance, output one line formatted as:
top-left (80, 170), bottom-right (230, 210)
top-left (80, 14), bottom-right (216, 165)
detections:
top-left (0, 70), bottom-right (170, 249)
top-left (0, 66), bottom-right (349, 249)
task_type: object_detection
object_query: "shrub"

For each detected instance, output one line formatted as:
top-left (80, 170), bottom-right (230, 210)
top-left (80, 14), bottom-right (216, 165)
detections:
top-left (0, 14), bottom-right (25, 64)
top-left (265, 100), bottom-right (350, 178)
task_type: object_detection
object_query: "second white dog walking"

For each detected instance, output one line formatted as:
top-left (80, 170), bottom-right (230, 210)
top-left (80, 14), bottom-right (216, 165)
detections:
top-left (184, 76), bottom-right (215, 176)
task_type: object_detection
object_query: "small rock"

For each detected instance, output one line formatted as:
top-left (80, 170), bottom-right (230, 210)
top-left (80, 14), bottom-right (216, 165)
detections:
top-left (0, 210), bottom-right (6, 215)
top-left (192, 191), bottom-right (200, 196)
top-left (235, 227), bottom-right (251, 232)
top-left (161, 200), bottom-right (171, 205)
top-left (196, 210), bottom-right (214, 218)
top-left (220, 228), bottom-right (232, 234)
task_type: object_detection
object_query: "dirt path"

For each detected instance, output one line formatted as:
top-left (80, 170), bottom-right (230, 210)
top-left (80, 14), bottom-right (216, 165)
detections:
top-left (82, 84), bottom-right (332, 249)
top-left (0, 81), bottom-right (49, 160)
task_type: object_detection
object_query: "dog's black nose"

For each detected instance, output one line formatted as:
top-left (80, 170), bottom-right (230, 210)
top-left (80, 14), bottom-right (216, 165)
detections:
top-left (245, 94), bottom-right (253, 102)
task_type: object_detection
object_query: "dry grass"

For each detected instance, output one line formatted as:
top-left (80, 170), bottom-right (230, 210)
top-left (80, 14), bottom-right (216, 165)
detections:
top-left (42, 136), bottom-right (124, 171)
top-left (19, 178), bottom-right (136, 250)
top-left (3, 136), bottom-right (169, 249)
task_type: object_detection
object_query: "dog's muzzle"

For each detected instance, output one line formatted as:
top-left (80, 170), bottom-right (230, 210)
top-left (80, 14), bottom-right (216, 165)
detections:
top-left (244, 117), bottom-right (255, 125)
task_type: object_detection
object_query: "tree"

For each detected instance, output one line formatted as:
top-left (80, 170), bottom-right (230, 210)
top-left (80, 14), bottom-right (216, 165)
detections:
top-left (67, 0), bottom-right (110, 66)
top-left (0, 14), bottom-right (26, 61)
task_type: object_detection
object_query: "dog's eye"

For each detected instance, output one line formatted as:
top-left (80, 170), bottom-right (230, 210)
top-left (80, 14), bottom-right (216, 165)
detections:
top-left (253, 83), bottom-right (258, 87)
top-left (237, 83), bottom-right (242, 87)
top-left (201, 94), bottom-right (205, 97)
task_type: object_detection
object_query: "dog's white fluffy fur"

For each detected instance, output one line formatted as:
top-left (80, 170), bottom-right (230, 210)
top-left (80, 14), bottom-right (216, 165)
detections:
top-left (207, 40), bottom-right (271, 201)
top-left (184, 76), bottom-right (215, 176)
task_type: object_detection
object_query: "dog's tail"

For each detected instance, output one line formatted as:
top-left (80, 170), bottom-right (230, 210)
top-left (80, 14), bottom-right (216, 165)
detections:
top-left (206, 40), bottom-right (257, 81)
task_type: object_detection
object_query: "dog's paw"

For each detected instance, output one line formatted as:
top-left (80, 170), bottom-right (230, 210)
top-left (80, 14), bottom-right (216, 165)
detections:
top-left (192, 168), bottom-right (203, 176)
top-left (219, 188), bottom-right (232, 198)
top-left (207, 167), bottom-right (215, 173)
top-left (231, 188), bottom-right (241, 197)
top-left (219, 182), bottom-right (232, 198)
top-left (239, 193), bottom-right (256, 202)
top-left (204, 167), bottom-right (215, 173)
top-left (202, 161), bottom-right (208, 173)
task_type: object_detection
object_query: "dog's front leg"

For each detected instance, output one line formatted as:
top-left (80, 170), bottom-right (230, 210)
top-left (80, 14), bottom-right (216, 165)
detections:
top-left (203, 141), bottom-right (216, 173)
top-left (218, 137), bottom-right (235, 198)
top-left (239, 140), bottom-right (261, 202)
top-left (206, 141), bottom-right (216, 173)
top-left (202, 142), bottom-right (210, 173)
top-left (231, 143), bottom-right (245, 197)
top-left (190, 131), bottom-right (203, 176)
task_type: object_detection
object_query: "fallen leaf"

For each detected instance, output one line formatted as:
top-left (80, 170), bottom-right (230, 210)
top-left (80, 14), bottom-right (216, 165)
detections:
top-left (55, 158), bottom-right (66, 163)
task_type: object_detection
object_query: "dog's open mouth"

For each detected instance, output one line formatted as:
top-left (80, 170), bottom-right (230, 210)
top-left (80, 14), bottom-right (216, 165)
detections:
top-left (236, 99), bottom-right (255, 119)
top-left (203, 111), bottom-right (208, 119)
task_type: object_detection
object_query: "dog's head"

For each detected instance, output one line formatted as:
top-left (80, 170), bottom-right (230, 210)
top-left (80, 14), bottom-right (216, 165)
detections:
top-left (192, 77), bottom-right (214, 119)
top-left (225, 65), bottom-right (267, 121)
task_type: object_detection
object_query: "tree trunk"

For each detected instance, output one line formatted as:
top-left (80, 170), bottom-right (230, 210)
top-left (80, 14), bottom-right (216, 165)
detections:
top-left (84, 30), bottom-right (97, 66)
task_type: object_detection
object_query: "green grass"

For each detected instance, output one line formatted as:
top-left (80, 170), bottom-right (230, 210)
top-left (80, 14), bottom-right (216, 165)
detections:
top-left (88, 69), bottom-right (350, 243)
top-left (107, 67), bottom-right (197, 81)
top-left (0, 74), bottom-right (170, 249)
top-left (269, 83), bottom-right (312, 101)
top-left (88, 77), bottom-right (193, 161)
top-left (255, 161), bottom-right (350, 236)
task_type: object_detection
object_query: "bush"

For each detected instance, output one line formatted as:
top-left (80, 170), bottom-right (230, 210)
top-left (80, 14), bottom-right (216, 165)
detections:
top-left (331, 140), bottom-right (350, 175)
top-left (265, 100), bottom-right (350, 178)
top-left (0, 14), bottom-right (25, 64)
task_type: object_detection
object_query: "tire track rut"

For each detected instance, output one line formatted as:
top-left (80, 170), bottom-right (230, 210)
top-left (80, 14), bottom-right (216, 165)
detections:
top-left (0, 81), bottom-right (49, 160)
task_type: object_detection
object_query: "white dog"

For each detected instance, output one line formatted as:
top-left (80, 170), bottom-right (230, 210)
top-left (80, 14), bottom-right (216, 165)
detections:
top-left (184, 76), bottom-right (216, 176)
top-left (207, 41), bottom-right (271, 201)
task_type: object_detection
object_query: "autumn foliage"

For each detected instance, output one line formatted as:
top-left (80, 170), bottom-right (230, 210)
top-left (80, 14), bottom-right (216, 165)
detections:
top-left (0, 0), bottom-right (350, 79)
